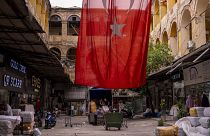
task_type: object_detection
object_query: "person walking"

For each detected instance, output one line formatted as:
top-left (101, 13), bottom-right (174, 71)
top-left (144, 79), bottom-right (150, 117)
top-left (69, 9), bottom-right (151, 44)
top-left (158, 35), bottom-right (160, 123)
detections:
top-left (186, 95), bottom-right (193, 113)
top-left (194, 94), bottom-right (202, 107)
top-left (202, 94), bottom-right (210, 107)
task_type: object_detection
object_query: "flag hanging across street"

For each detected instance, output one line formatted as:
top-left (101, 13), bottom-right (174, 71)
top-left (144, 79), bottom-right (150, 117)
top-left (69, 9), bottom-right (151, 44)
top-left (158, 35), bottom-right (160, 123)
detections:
top-left (75, 0), bottom-right (152, 89)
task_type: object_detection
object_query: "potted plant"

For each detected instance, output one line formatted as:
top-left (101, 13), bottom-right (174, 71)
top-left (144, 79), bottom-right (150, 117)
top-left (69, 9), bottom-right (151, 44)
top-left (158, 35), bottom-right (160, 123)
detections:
top-left (160, 99), bottom-right (166, 121)
top-left (177, 99), bottom-right (187, 119)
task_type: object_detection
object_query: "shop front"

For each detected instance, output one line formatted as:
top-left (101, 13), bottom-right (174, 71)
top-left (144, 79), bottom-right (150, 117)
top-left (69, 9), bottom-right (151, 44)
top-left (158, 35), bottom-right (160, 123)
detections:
top-left (64, 86), bottom-right (88, 116)
top-left (183, 59), bottom-right (210, 102)
top-left (0, 54), bottom-right (26, 108)
top-left (171, 71), bottom-right (184, 103)
top-left (0, 52), bottom-right (46, 111)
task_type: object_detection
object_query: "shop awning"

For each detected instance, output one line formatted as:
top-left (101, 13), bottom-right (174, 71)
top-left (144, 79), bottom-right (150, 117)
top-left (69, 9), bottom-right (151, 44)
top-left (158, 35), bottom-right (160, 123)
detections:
top-left (0, 0), bottom-right (70, 83)
top-left (167, 42), bottom-right (210, 74)
top-left (148, 66), bottom-right (171, 80)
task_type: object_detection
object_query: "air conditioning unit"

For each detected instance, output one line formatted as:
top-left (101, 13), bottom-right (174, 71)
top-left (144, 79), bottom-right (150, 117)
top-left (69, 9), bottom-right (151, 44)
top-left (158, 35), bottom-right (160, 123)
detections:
top-left (187, 40), bottom-right (195, 50)
top-left (174, 55), bottom-right (181, 60)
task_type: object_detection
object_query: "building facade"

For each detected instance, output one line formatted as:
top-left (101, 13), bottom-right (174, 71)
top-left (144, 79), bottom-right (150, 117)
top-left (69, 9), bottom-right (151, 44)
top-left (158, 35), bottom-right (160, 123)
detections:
top-left (0, 0), bottom-right (69, 111)
top-left (150, 0), bottom-right (210, 110)
top-left (47, 7), bottom-right (88, 115)
top-left (48, 7), bottom-right (81, 82)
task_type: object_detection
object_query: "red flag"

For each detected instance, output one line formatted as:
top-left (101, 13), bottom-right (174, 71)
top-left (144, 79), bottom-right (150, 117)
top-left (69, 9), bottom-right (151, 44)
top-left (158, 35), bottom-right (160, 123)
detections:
top-left (75, 0), bottom-right (152, 88)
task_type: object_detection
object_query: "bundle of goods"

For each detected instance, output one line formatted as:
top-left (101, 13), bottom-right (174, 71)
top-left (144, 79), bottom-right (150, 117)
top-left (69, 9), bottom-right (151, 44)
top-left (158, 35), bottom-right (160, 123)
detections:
top-left (154, 125), bottom-right (178, 136)
top-left (185, 117), bottom-right (201, 127)
top-left (0, 120), bottom-right (13, 136)
top-left (194, 107), bottom-right (205, 117)
top-left (176, 107), bottom-right (210, 136)
top-left (189, 107), bottom-right (205, 117)
top-left (20, 111), bottom-right (34, 135)
top-left (195, 108), bottom-right (210, 136)
top-left (12, 109), bottom-right (21, 116)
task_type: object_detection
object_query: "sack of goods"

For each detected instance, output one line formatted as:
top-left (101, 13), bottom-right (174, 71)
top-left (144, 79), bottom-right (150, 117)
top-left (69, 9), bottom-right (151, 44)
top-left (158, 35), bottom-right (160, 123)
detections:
top-left (155, 125), bottom-right (178, 136)
top-left (33, 128), bottom-right (42, 136)
top-left (185, 117), bottom-right (201, 127)
top-left (194, 107), bottom-right (205, 117)
top-left (204, 108), bottom-right (210, 117)
top-left (0, 120), bottom-right (13, 135)
top-left (190, 108), bottom-right (198, 117)
top-left (20, 111), bottom-right (34, 123)
top-left (178, 128), bottom-right (186, 136)
top-left (12, 109), bottom-right (21, 116)
top-left (196, 126), bottom-right (210, 136)
top-left (199, 117), bottom-right (210, 129)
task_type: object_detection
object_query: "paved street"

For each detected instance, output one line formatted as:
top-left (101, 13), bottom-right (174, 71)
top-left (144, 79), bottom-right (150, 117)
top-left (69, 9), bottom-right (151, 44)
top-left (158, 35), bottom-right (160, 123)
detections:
top-left (41, 116), bottom-right (158, 136)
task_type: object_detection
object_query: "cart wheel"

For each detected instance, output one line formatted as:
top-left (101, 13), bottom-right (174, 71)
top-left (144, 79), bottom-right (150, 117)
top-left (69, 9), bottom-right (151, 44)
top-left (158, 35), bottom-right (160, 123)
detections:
top-left (65, 124), bottom-right (67, 127)
top-left (106, 126), bottom-right (108, 130)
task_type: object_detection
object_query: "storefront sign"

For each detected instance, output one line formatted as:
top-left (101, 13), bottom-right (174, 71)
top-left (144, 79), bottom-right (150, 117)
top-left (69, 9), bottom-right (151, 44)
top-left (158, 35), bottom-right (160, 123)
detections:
top-left (32, 76), bottom-right (41, 89)
top-left (10, 59), bottom-right (26, 74)
top-left (3, 74), bottom-right (23, 88)
top-left (184, 59), bottom-right (210, 86)
top-left (171, 72), bottom-right (183, 81)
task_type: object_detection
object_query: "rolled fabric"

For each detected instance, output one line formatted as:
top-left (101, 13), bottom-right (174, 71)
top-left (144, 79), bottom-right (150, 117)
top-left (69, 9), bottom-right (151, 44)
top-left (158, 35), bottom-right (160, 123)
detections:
top-left (199, 117), bottom-right (210, 128)
top-left (204, 108), bottom-right (210, 117)
top-left (196, 126), bottom-right (210, 136)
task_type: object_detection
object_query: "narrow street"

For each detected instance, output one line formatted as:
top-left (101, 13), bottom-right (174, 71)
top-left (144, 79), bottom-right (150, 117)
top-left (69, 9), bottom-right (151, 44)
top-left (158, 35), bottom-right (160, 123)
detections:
top-left (41, 116), bottom-right (157, 136)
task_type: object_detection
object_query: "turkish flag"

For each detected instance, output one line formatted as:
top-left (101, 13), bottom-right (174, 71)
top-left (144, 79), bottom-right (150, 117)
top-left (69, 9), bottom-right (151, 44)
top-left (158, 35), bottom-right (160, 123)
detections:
top-left (75, 0), bottom-right (152, 88)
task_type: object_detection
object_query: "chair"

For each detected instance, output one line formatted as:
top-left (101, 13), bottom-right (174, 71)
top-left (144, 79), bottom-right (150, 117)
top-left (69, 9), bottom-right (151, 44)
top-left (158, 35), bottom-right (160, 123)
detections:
top-left (104, 112), bottom-right (123, 130)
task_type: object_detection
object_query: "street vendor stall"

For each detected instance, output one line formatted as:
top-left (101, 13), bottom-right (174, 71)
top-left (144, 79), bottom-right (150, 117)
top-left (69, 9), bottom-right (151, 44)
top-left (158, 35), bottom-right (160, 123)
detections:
top-left (88, 88), bottom-right (112, 125)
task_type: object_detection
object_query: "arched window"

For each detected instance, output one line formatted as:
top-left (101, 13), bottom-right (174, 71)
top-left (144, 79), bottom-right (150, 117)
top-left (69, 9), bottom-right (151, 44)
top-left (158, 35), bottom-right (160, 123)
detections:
top-left (67, 47), bottom-right (77, 62)
top-left (160, 0), bottom-right (167, 19)
top-left (49, 15), bottom-right (62, 35)
top-left (153, 0), bottom-right (160, 27)
top-left (170, 22), bottom-right (178, 56)
top-left (156, 38), bottom-right (160, 44)
top-left (50, 47), bottom-right (61, 60)
top-left (68, 15), bottom-right (80, 36)
top-left (181, 9), bottom-right (192, 55)
top-left (162, 31), bottom-right (168, 44)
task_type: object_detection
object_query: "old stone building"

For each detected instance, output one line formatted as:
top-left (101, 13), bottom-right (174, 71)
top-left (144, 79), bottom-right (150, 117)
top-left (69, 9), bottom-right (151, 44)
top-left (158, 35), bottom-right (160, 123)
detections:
top-left (48, 6), bottom-right (81, 82)
top-left (151, 0), bottom-right (210, 57)
top-left (150, 0), bottom-right (210, 110)
top-left (47, 7), bottom-right (88, 115)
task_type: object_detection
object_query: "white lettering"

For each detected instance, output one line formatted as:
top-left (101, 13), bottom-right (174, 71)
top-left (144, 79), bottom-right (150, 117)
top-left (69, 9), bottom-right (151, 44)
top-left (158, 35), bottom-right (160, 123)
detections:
top-left (3, 74), bottom-right (23, 89)
top-left (10, 59), bottom-right (26, 74)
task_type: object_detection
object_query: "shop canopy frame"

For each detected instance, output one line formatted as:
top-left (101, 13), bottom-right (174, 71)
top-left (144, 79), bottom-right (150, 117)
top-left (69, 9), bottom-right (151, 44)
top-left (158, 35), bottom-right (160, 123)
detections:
top-left (148, 42), bottom-right (210, 80)
top-left (0, 0), bottom-right (70, 83)
top-left (167, 42), bottom-right (210, 74)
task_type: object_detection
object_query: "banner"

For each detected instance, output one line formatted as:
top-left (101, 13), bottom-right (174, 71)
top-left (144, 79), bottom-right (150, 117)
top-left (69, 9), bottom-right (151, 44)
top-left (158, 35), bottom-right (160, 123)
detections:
top-left (75, 0), bottom-right (152, 88)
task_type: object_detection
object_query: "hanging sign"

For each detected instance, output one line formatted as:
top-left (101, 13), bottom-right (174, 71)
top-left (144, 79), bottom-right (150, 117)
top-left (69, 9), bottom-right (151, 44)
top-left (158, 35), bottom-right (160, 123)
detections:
top-left (10, 59), bottom-right (26, 74)
top-left (3, 74), bottom-right (23, 89)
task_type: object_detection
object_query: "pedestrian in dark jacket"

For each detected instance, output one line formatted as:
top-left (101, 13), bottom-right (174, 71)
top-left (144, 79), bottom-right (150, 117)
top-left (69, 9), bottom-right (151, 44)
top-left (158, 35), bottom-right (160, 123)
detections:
top-left (202, 94), bottom-right (210, 107)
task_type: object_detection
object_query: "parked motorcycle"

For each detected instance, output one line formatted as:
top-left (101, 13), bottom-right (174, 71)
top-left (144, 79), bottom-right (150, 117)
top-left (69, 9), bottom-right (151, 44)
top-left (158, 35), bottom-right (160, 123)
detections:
top-left (45, 112), bottom-right (56, 129)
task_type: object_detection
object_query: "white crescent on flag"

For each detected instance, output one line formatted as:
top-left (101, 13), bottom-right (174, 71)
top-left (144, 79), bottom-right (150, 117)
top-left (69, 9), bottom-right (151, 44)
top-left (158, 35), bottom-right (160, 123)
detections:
top-left (86, 0), bottom-right (149, 10)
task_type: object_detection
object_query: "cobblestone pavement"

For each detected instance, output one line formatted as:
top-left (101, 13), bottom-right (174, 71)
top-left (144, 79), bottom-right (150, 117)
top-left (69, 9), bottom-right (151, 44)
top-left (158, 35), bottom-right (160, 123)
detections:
top-left (41, 116), bottom-right (158, 136)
